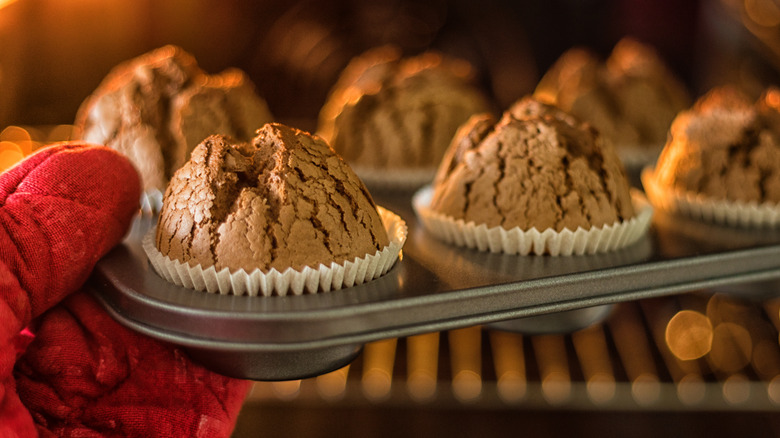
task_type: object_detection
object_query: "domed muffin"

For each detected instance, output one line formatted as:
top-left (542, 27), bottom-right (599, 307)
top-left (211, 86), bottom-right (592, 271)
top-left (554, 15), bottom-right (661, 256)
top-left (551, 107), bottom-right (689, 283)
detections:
top-left (75, 45), bottom-right (274, 198)
top-left (148, 123), bottom-right (406, 295)
top-left (317, 45), bottom-right (491, 187)
top-left (535, 38), bottom-right (690, 165)
top-left (416, 97), bottom-right (651, 255)
top-left (643, 86), bottom-right (780, 227)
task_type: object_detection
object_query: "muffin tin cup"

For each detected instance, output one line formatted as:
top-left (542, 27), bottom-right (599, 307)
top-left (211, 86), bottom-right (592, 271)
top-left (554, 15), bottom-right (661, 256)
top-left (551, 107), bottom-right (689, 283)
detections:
top-left (412, 185), bottom-right (654, 256)
top-left (142, 206), bottom-right (408, 296)
top-left (642, 167), bottom-right (780, 228)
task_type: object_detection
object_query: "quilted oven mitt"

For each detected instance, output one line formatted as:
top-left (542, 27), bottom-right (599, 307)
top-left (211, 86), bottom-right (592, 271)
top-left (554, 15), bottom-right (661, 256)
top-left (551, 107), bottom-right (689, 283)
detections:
top-left (0, 143), bottom-right (251, 437)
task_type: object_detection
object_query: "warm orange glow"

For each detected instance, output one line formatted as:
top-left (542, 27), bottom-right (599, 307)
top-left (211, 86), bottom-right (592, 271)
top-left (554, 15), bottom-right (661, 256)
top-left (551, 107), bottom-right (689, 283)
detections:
top-left (271, 380), bottom-right (301, 400)
top-left (0, 141), bottom-right (24, 172)
top-left (745, 0), bottom-right (780, 27)
top-left (0, 0), bottom-right (17, 10)
top-left (316, 365), bottom-right (350, 400)
top-left (709, 322), bottom-right (752, 373)
top-left (448, 327), bottom-right (482, 402)
top-left (665, 310), bottom-right (713, 360)
top-left (490, 331), bottom-right (526, 403)
top-left (723, 374), bottom-right (751, 405)
top-left (361, 338), bottom-right (397, 401)
top-left (406, 333), bottom-right (439, 401)
top-left (677, 373), bottom-right (706, 406)
top-left (631, 373), bottom-right (661, 406)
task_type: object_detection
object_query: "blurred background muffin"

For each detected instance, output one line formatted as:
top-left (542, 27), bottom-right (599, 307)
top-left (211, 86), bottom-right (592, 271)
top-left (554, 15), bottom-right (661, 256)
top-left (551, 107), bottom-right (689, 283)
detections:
top-left (317, 45), bottom-right (491, 187)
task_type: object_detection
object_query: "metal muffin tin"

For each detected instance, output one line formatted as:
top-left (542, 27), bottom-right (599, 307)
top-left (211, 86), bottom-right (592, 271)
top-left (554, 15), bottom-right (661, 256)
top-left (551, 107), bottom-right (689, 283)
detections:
top-left (89, 188), bottom-right (780, 381)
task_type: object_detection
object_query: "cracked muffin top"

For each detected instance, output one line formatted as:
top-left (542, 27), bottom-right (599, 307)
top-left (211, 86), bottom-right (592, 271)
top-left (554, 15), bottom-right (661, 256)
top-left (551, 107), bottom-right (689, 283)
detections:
top-left (155, 123), bottom-right (389, 272)
top-left (534, 37), bottom-right (690, 148)
top-left (429, 97), bottom-right (635, 232)
top-left (75, 45), bottom-right (273, 194)
top-left (317, 45), bottom-right (491, 171)
top-left (653, 86), bottom-right (780, 204)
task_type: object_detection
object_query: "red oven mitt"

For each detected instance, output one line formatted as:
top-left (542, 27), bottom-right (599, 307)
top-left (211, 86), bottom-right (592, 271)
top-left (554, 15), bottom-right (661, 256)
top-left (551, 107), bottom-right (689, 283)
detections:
top-left (0, 144), bottom-right (251, 437)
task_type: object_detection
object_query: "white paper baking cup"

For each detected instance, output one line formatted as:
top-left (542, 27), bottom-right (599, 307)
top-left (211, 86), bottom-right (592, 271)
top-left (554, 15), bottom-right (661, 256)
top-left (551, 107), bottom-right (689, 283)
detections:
top-left (642, 167), bottom-right (780, 228)
top-left (412, 186), bottom-right (653, 256)
top-left (143, 206), bottom-right (407, 296)
top-left (351, 165), bottom-right (436, 191)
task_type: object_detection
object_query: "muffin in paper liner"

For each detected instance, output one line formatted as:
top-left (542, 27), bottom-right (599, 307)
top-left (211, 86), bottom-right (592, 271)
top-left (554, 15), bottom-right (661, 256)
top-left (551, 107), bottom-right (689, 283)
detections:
top-left (412, 185), bottom-right (653, 256)
top-left (143, 206), bottom-right (407, 296)
top-left (642, 167), bottom-right (780, 228)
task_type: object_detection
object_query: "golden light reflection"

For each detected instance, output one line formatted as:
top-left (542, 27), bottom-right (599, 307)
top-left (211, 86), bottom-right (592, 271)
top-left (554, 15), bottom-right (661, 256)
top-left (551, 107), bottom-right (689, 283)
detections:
top-left (448, 327), bottom-right (482, 402)
top-left (316, 365), bottom-right (350, 401)
top-left (406, 332), bottom-right (439, 402)
top-left (572, 325), bottom-right (615, 404)
top-left (0, 0), bottom-right (17, 10)
top-left (490, 331), bottom-right (526, 403)
top-left (361, 338), bottom-right (397, 401)
top-left (452, 370), bottom-right (482, 402)
top-left (532, 335), bottom-right (571, 405)
top-left (709, 322), bottom-right (752, 373)
top-left (752, 340), bottom-right (780, 379)
top-left (631, 373), bottom-right (661, 406)
top-left (0, 125), bottom-right (76, 172)
top-left (677, 373), bottom-right (706, 406)
top-left (665, 310), bottom-right (713, 360)
top-left (723, 374), bottom-right (751, 405)
top-left (768, 375), bottom-right (780, 404)
top-left (271, 380), bottom-right (301, 400)
top-left (586, 373), bottom-right (616, 405)
top-left (744, 0), bottom-right (780, 27)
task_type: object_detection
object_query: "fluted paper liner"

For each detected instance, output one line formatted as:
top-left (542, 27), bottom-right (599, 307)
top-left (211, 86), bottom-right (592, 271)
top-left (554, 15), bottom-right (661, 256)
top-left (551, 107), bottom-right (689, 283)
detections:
top-left (412, 186), bottom-right (653, 256)
top-left (642, 167), bottom-right (780, 228)
top-left (143, 206), bottom-right (407, 296)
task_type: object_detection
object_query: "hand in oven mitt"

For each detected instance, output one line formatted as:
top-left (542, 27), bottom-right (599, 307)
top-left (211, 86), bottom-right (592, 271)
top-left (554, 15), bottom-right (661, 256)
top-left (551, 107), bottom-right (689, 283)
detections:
top-left (0, 144), bottom-right (251, 437)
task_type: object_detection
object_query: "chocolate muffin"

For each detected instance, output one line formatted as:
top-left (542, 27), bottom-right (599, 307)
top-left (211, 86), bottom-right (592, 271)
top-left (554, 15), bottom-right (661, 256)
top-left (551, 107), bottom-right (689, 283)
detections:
top-left (155, 123), bottom-right (390, 273)
top-left (75, 45), bottom-right (274, 195)
top-left (651, 86), bottom-right (780, 205)
top-left (429, 97), bottom-right (635, 233)
top-left (317, 46), bottom-right (491, 184)
top-left (535, 37), bottom-right (690, 156)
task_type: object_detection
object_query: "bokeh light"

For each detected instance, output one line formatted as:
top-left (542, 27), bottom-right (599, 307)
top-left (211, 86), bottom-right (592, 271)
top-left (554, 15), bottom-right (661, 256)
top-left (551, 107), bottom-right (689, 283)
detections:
top-left (665, 310), bottom-right (713, 361)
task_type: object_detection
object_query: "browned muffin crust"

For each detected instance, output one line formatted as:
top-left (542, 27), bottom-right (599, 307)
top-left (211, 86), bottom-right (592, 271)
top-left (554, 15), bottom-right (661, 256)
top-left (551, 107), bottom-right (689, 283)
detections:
top-left (654, 86), bottom-right (780, 204)
top-left (75, 45), bottom-right (273, 193)
top-left (430, 97), bottom-right (635, 232)
top-left (155, 123), bottom-right (389, 272)
top-left (318, 45), bottom-right (491, 170)
top-left (535, 37), bottom-right (690, 148)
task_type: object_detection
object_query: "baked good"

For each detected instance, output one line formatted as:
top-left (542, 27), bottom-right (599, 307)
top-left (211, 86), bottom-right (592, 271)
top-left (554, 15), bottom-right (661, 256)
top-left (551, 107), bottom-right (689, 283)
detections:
top-left (75, 45), bottom-right (273, 195)
top-left (650, 86), bottom-right (780, 206)
top-left (430, 97), bottom-right (635, 232)
top-left (535, 37), bottom-right (690, 156)
top-left (155, 123), bottom-right (390, 274)
top-left (317, 46), bottom-right (491, 185)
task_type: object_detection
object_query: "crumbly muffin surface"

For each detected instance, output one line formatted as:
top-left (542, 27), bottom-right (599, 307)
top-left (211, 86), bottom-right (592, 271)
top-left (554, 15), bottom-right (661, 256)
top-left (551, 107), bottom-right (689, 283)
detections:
top-left (535, 38), bottom-right (690, 148)
top-left (155, 124), bottom-right (389, 272)
top-left (76, 45), bottom-right (273, 193)
top-left (318, 46), bottom-right (491, 170)
top-left (654, 87), bottom-right (780, 204)
top-left (430, 98), bottom-right (635, 232)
